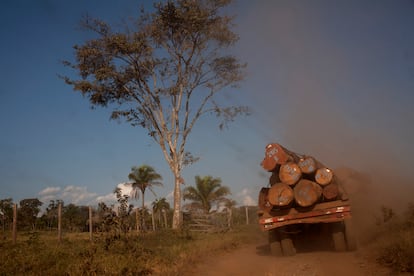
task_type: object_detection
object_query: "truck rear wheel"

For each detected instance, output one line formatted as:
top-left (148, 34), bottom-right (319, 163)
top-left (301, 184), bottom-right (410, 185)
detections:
top-left (344, 218), bottom-right (357, 251)
top-left (332, 222), bottom-right (346, 252)
top-left (280, 231), bottom-right (296, 256)
top-left (268, 229), bottom-right (282, 256)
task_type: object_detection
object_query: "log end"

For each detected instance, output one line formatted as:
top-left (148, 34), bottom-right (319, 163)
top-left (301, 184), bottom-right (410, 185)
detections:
top-left (261, 143), bottom-right (289, 171)
top-left (298, 156), bottom-right (317, 174)
top-left (279, 162), bottom-right (302, 185)
top-left (294, 179), bottom-right (323, 207)
top-left (268, 183), bottom-right (294, 206)
top-left (315, 168), bottom-right (334, 185)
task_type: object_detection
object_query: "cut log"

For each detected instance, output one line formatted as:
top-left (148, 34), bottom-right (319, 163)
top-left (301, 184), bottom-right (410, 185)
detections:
top-left (268, 183), bottom-right (294, 207)
top-left (323, 183), bottom-right (339, 200)
top-left (278, 145), bottom-right (303, 163)
top-left (258, 187), bottom-right (273, 212)
top-left (279, 162), bottom-right (302, 185)
top-left (261, 143), bottom-right (289, 171)
top-left (294, 179), bottom-right (323, 207)
top-left (315, 168), bottom-right (334, 186)
top-left (298, 156), bottom-right (317, 174)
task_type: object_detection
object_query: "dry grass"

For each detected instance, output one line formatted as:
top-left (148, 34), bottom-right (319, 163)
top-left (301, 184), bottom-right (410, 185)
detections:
top-left (0, 225), bottom-right (260, 275)
top-left (372, 204), bottom-right (414, 273)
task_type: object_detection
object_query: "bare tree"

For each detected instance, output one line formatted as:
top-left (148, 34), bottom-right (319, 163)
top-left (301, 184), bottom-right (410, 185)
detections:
top-left (62, 0), bottom-right (248, 229)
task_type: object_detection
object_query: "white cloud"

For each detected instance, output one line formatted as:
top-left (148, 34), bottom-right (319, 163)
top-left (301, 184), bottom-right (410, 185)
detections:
top-left (39, 186), bottom-right (61, 196)
top-left (236, 188), bottom-right (257, 206)
top-left (36, 185), bottom-right (177, 209)
top-left (95, 193), bottom-right (116, 203)
top-left (38, 185), bottom-right (99, 206)
top-left (61, 186), bottom-right (97, 205)
top-left (116, 182), bottom-right (133, 197)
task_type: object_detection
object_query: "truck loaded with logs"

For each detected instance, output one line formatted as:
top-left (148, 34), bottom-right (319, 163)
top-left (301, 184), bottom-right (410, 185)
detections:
top-left (258, 143), bottom-right (357, 256)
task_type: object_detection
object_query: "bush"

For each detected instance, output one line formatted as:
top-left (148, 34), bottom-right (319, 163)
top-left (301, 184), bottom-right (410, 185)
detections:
top-left (0, 224), bottom-right (260, 275)
top-left (375, 203), bottom-right (414, 273)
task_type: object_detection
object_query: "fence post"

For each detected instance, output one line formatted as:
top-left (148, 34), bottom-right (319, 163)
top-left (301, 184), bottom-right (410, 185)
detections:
top-left (89, 206), bottom-right (93, 241)
top-left (12, 203), bottom-right (17, 244)
top-left (245, 205), bottom-right (249, 225)
top-left (58, 202), bottom-right (62, 243)
top-left (136, 208), bottom-right (140, 233)
top-left (151, 211), bottom-right (156, 231)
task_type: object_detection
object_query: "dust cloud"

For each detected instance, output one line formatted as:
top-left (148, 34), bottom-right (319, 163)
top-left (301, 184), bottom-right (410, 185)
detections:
top-left (234, 1), bottom-right (414, 240)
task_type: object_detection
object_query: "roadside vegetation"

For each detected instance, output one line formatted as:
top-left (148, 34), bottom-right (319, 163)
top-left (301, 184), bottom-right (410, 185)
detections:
top-left (0, 173), bottom-right (259, 275)
top-left (372, 203), bottom-right (414, 273)
top-left (0, 224), bottom-right (260, 275)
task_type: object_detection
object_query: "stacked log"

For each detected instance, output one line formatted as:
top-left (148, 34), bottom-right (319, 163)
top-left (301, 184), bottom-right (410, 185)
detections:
top-left (268, 183), bottom-right (294, 207)
top-left (259, 143), bottom-right (348, 211)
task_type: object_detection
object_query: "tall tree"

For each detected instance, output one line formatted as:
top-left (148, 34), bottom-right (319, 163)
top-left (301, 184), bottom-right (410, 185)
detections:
top-left (18, 198), bottom-right (43, 231)
top-left (62, 204), bottom-right (89, 232)
top-left (113, 187), bottom-right (134, 233)
top-left (152, 197), bottom-right (170, 228)
top-left (183, 175), bottom-right (230, 214)
top-left (127, 165), bottom-right (163, 230)
top-left (0, 198), bottom-right (13, 232)
top-left (43, 199), bottom-right (64, 230)
top-left (62, 0), bottom-right (248, 229)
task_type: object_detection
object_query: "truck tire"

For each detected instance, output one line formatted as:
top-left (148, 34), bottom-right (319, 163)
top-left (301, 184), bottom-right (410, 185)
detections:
top-left (344, 218), bottom-right (357, 251)
top-left (280, 231), bottom-right (296, 256)
top-left (268, 229), bottom-right (282, 256)
top-left (332, 222), bottom-right (346, 252)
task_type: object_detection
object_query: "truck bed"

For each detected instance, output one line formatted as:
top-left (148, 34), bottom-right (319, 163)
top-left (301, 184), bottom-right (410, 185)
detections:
top-left (258, 200), bottom-right (352, 231)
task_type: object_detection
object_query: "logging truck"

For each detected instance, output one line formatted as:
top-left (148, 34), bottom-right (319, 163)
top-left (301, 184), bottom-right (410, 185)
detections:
top-left (258, 143), bottom-right (357, 256)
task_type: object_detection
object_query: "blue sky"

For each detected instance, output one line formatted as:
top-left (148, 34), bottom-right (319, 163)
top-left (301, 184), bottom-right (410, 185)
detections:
top-left (1, 1), bottom-right (413, 211)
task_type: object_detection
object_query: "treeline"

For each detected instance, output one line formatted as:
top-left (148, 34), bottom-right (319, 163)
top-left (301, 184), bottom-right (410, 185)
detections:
top-left (0, 197), bottom-right (170, 233)
top-left (0, 197), bottom-right (258, 235)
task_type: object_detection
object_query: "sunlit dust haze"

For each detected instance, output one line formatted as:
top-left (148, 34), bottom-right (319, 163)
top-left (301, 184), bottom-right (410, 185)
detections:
top-left (233, 0), bottom-right (414, 228)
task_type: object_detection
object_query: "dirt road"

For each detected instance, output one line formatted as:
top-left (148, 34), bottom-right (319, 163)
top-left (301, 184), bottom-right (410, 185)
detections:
top-left (187, 240), bottom-right (393, 276)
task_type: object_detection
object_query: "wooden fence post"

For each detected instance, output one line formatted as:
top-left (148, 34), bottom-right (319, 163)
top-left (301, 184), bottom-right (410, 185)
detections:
top-left (58, 202), bottom-right (62, 243)
top-left (136, 208), bottom-right (140, 233)
top-left (89, 206), bottom-right (93, 241)
top-left (12, 203), bottom-right (17, 244)
top-left (151, 211), bottom-right (155, 231)
top-left (245, 205), bottom-right (249, 225)
top-left (163, 209), bottom-right (168, 229)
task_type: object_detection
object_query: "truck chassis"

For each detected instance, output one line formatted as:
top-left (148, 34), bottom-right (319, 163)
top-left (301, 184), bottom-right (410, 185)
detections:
top-left (258, 200), bottom-right (357, 256)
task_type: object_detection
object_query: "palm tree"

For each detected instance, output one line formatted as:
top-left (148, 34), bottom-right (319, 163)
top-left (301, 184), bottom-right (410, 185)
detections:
top-left (152, 198), bottom-right (170, 229)
top-left (183, 176), bottom-right (231, 214)
top-left (127, 165), bottom-right (163, 230)
top-left (223, 198), bottom-right (237, 229)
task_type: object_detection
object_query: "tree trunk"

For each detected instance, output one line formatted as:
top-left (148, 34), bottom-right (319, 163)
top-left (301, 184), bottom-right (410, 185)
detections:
top-left (279, 162), bottom-right (302, 185)
top-left (12, 203), bottom-right (17, 244)
top-left (163, 209), bottom-right (168, 228)
top-left (58, 203), bottom-right (62, 243)
top-left (267, 183), bottom-right (294, 207)
top-left (227, 208), bottom-right (232, 229)
top-left (141, 191), bottom-right (146, 231)
top-left (172, 174), bottom-right (182, 229)
top-left (151, 211), bottom-right (155, 231)
top-left (88, 206), bottom-right (92, 241)
top-left (294, 179), bottom-right (323, 207)
top-left (136, 208), bottom-right (140, 232)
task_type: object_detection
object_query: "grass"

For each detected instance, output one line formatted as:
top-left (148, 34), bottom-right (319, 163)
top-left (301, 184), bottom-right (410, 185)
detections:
top-left (372, 204), bottom-right (414, 273)
top-left (0, 225), bottom-right (261, 275)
